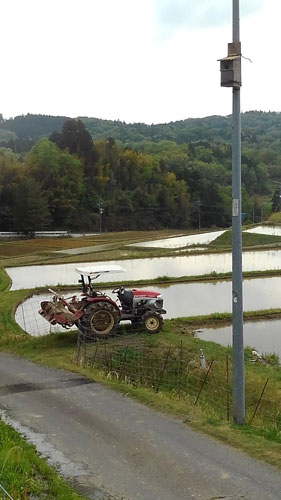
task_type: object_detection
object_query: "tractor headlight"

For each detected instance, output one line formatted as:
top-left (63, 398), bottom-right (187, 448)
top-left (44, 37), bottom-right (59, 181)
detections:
top-left (155, 299), bottom-right (163, 309)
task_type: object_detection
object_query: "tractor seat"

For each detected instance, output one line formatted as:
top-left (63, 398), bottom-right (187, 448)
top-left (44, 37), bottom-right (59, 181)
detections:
top-left (119, 289), bottom-right (134, 308)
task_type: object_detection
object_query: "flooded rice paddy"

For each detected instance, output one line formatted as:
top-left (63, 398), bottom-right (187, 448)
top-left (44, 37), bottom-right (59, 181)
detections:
top-left (128, 230), bottom-right (226, 248)
top-left (196, 319), bottom-right (281, 360)
top-left (7, 249), bottom-right (281, 290)
top-left (245, 225), bottom-right (281, 236)
top-left (10, 227), bottom-right (281, 357)
top-left (16, 277), bottom-right (281, 336)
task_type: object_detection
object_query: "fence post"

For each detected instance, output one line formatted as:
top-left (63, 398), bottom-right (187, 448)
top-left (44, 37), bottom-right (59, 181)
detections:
top-left (118, 345), bottom-right (128, 381)
top-left (194, 359), bottom-right (214, 405)
top-left (226, 355), bottom-right (230, 421)
top-left (104, 342), bottom-right (107, 371)
top-left (156, 348), bottom-right (171, 393)
top-left (91, 344), bottom-right (99, 370)
top-left (250, 377), bottom-right (269, 424)
top-left (178, 341), bottom-right (183, 400)
top-left (76, 340), bottom-right (82, 363)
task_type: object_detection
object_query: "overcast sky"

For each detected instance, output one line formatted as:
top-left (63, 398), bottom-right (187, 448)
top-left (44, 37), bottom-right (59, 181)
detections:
top-left (1, 0), bottom-right (280, 124)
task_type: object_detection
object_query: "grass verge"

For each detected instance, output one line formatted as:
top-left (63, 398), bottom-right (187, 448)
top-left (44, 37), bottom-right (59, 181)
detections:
top-left (0, 268), bottom-right (11, 292)
top-left (211, 228), bottom-right (281, 248)
top-left (0, 418), bottom-right (86, 500)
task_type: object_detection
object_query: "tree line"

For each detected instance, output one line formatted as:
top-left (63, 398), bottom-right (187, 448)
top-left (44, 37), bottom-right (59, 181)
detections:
top-left (0, 120), bottom-right (190, 233)
top-left (1, 111), bottom-right (281, 150)
top-left (0, 115), bottom-right (280, 234)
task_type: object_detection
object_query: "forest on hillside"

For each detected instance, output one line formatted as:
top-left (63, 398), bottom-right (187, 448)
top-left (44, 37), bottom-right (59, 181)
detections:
top-left (1, 111), bottom-right (281, 149)
top-left (0, 113), bottom-right (280, 233)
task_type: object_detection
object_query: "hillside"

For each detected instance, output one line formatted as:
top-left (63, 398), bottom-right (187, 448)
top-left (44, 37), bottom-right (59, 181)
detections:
top-left (1, 111), bottom-right (281, 151)
top-left (0, 112), bottom-right (280, 233)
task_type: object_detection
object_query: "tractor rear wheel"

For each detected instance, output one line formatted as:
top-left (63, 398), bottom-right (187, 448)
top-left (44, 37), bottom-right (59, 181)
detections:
top-left (79, 301), bottom-right (119, 339)
top-left (142, 311), bottom-right (163, 334)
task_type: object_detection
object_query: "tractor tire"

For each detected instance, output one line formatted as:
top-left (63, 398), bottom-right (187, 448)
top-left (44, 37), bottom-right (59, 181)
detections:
top-left (142, 311), bottom-right (163, 334)
top-left (79, 301), bottom-right (119, 339)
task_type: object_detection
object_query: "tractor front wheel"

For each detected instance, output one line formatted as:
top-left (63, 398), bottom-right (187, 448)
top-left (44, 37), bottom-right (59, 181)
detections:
top-left (79, 302), bottom-right (119, 339)
top-left (142, 311), bottom-right (163, 334)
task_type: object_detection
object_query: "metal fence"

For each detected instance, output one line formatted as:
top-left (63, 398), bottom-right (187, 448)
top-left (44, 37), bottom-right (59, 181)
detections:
top-left (0, 231), bottom-right (68, 238)
top-left (7, 294), bottom-right (281, 431)
top-left (76, 331), bottom-right (232, 421)
top-left (75, 330), bottom-right (281, 429)
top-left (0, 484), bottom-right (14, 500)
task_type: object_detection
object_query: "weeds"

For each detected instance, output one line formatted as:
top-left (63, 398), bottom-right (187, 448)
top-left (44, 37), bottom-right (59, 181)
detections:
top-left (0, 418), bottom-right (86, 500)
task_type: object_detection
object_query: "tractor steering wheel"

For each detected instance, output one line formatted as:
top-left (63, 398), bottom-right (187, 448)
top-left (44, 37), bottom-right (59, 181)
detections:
top-left (112, 286), bottom-right (125, 295)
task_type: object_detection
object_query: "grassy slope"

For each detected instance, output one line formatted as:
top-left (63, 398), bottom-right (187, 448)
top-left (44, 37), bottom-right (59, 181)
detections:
top-left (210, 228), bottom-right (281, 248)
top-left (0, 267), bottom-right (11, 292)
top-left (268, 213), bottom-right (281, 224)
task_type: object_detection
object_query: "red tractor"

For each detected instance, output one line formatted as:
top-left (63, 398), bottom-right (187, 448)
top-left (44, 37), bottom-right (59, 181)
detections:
top-left (39, 265), bottom-right (166, 339)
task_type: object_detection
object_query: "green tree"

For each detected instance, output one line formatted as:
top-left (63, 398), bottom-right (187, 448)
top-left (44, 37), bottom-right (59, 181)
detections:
top-left (0, 152), bottom-right (21, 230)
top-left (50, 119), bottom-right (98, 176)
top-left (12, 178), bottom-right (51, 235)
top-left (272, 188), bottom-right (281, 213)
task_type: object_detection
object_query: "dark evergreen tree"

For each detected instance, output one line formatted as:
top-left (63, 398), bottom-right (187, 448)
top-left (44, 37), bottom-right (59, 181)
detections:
top-left (12, 179), bottom-right (51, 235)
top-left (272, 188), bottom-right (281, 213)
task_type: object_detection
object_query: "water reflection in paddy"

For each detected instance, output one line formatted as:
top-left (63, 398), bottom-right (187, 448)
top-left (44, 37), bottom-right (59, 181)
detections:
top-left (16, 277), bottom-right (281, 336)
top-left (196, 319), bottom-right (281, 360)
top-left (245, 224), bottom-right (281, 236)
top-left (128, 230), bottom-right (226, 248)
top-left (7, 249), bottom-right (281, 290)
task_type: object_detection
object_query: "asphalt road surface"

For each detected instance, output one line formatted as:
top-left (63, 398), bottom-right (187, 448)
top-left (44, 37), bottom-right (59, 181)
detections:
top-left (0, 352), bottom-right (281, 500)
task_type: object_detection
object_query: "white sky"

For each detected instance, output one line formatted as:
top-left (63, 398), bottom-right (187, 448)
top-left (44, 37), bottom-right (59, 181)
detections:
top-left (0, 0), bottom-right (280, 124)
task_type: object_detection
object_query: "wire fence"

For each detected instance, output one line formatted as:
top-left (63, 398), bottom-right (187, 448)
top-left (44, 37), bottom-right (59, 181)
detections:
top-left (75, 331), bottom-right (232, 422)
top-left (0, 484), bottom-right (14, 500)
top-left (10, 294), bottom-right (281, 432)
top-left (75, 330), bottom-right (281, 430)
top-left (14, 293), bottom-right (77, 336)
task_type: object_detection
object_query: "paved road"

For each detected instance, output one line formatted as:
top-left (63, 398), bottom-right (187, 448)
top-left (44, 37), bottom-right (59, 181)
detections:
top-left (0, 352), bottom-right (281, 500)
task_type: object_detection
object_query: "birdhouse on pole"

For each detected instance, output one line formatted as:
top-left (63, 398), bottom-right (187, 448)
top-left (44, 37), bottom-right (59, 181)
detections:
top-left (219, 42), bottom-right (242, 88)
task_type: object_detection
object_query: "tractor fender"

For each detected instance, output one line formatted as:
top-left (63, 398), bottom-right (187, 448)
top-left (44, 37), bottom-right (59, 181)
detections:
top-left (86, 297), bottom-right (121, 316)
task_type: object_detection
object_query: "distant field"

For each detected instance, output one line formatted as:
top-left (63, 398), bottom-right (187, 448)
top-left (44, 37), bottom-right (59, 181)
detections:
top-left (0, 230), bottom-right (184, 258)
top-left (2, 228), bottom-right (281, 266)
top-left (0, 244), bottom-right (46, 257)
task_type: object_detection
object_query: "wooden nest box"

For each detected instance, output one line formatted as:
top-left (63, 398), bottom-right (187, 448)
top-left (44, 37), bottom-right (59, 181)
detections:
top-left (219, 42), bottom-right (242, 88)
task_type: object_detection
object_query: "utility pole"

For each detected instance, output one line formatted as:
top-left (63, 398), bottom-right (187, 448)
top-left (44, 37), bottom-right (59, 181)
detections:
top-left (97, 202), bottom-right (104, 235)
top-left (219, 0), bottom-right (245, 424)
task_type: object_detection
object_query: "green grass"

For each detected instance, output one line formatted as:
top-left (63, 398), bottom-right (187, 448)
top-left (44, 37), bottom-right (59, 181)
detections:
top-left (210, 229), bottom-right (281, 248)
top-left (0, 268), bottom-right (11, 292)
top-left (0, 418), bottom-right (86, 500)
top-left (267, 213), bottom-right (281, 224)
